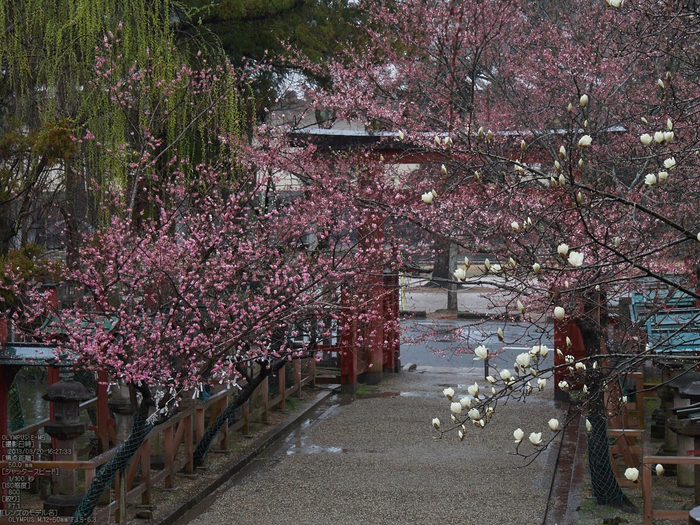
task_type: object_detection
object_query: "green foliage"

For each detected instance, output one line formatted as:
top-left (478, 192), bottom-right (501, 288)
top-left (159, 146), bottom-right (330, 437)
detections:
top-left (180, 0), bottom-right (363, 116)
top-left (0, 0), bottom-right (247, 244)
top-left (0, 245), bottom-right (61, 306)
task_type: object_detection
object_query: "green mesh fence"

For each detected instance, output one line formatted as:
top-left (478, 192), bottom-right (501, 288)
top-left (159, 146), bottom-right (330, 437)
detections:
top-left (587, 413), bottom-right (633, 507)
top-left (70, 413), bottom-right (153, 525)
top-left (8, 378), bottom-right (24, 432)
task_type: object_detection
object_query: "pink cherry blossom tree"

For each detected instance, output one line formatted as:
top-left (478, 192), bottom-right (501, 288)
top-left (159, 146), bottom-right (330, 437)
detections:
top-left (294, 0), bottom-right (700, 510)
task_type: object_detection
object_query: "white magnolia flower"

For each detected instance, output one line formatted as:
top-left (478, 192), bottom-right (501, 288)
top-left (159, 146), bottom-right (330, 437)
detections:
top-left (640, 133), bottom-right (652, 146)
top-left (460, 396), bottom-right (472, 408)
top-left (486, 406), bottom-right (494, 418)
top-left (398, 130), bottom-right (405, 141)
top-left (477, 418), bottom-right (486, 428)
top-left (654, 131), bottom-right (664, 143)
top-left (529, 432), bottom-right (543, 446)
top-left (432, 417), bottom-right (440, 430)
top-left (511, 221), bottom-right (520, 232)
top-left (664, 157), bottom-right (676, 169)
top-left (558, 173), bottom-right (566, 187)
top-left (663, 131), bottom-right (674, 143)
top-left (641, 117), bottom-right (648, 124)
top-left (516, 353), bottom-right (531, 368)
top-left (445, 136), bottom-right (453, 148)
top-left (484, 258), bottom-right (491, 272)
top-left (580, 94), bottom-right (589, 107)
top-left (645, 173), bottom-right (657, 186)
top-left (554, 306), bottom-right (566, 321)
top-left (667, 118), bottom-right (673, 131)
top-left (491, 264), bottom-right (502, 274)
top-left (554, 160), bottom-right (561, 171)
top-left (586, 419), bottom-right (592, 432)
top-left (497, 327), bottom-right (504, 341)
top-left (531, 345), bottom-right (549, 358)
top-left (565, 355), bottom-right (575, 364)
top-left (576, 191), bottom-right (583, 205)
top-left (450, 402), bottom-right (463, 415)
top-left (657, 78), bottom-right (665, 89)
top-left (567, 102), bottom-right (573, 113)
top-left (656, 464), bottom-right (665, 476)
top-left (468, 408), bottom-right (481, 420)
top-left (658, 171), bottom-right (668, 183)
top-left (613, 236), bottom-right (621, 247)
top-left (517, 300), bottom-right (525, 314)
top-left (458, 429), bottom-right (465, 441)
top-left (421, 192), bottom-right (434, 204)
top-left (548, 418), bottom-right (560, 431)
top-left (624, 467), bottom-right (639, 482)
top-left (532, 262), bottom-right (541, 273)
top-left (568, 251), bottom-right (584, 267)
top-left (441, 164), bottom-right (448, 175)
top-left (578, 135), bottom-right (592, 148)
top-left (434, 135), bottom-right (441, 147)
top-left (559, 145), bottom-right (567, 159)
top-left (575, 362), bottom-right (586, 371)
top-left (606, 0), bottom-right (623, 8)
top-left (499, 369), bottom-right (512, 381)
top-left (486, 375), bottom-right (496, 384)
top-left (509, 257), bottom-right (517, 268)
top-left (558, 380), bottom-right (570, 392)
top-left (443, 387), bottom-right (455, 400)
top-left (557, 243), bottom-right (569, 256)
top-left (474, 345), bottom-right (488, 361)
top-left (514, 428), bottom-right (524, 443)
top-left (467, 382), bottom-right (480, 397)
top-left (454, 268), bottom-right (467, 281)
top-left (537, 378), bottom-right (547, 390)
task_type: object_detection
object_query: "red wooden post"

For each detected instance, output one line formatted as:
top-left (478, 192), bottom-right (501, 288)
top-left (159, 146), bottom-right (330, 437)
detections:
top-left (553, 319), bottom-right (586, 401)
top-left (48, 366), bottom-right (60, 452)
top-left (0, 317), bottom-right (7, 348)
top-left (383, 270), bottom-right (400, 373)
top-left (340, 290), bottom-right (358, 395)
top-left (360, 211), bottom-right (385, 386)
top-left (96, 370), bottom-right (110, 452)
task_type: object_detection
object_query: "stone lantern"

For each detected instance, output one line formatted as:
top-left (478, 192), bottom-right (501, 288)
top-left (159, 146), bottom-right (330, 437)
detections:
top-left (42, 366), bottom-right (94, 516)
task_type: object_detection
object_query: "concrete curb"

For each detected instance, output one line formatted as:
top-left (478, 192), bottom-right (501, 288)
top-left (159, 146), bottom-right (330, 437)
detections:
top-left (543, 405), bottom-right (585, 525)
top-left (154, 387), bottom-right (338, 525)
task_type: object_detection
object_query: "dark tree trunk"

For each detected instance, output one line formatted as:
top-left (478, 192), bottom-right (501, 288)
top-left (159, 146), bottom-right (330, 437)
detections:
top-left (70, 385), bottom-right (154, 524)
top-left (70, 412), bottom-right (153, 524)
top-left (577, 306), bottom-right (635, 510)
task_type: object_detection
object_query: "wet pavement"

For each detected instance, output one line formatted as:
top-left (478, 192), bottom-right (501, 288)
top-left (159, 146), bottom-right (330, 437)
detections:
top-left (180, 366), bottom-right (565, 525)
top-left (401, 319), bottom-right (554, 370)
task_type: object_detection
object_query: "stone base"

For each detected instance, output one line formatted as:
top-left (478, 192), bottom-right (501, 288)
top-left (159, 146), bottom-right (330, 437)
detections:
top-left (43, 493), bottom-right (85, 516)
top-left (364, 370), bottom-right (382, 385)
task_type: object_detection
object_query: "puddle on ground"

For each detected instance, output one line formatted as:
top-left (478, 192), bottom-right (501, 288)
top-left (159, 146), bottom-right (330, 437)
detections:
top-left (398, 391), bottom-right (436, 398)
top-left (355, 391), bottom-right (399, 400)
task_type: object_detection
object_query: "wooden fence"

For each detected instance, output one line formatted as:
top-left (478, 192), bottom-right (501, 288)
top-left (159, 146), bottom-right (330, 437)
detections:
top-left (0, 358), bottom-right (315, 522)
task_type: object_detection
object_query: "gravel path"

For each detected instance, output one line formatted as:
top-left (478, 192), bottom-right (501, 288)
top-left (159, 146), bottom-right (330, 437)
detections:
top-left (186, 367), bottom-right (563, 525)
